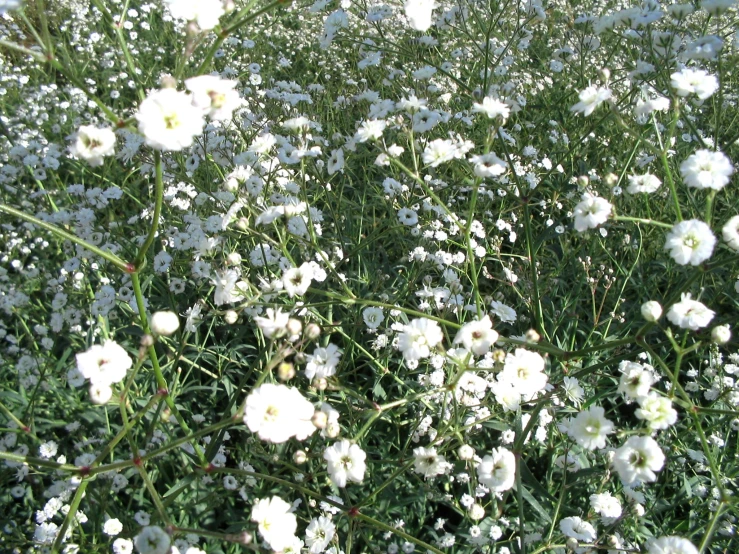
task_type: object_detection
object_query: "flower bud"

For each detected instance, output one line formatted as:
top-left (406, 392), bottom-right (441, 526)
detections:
top-left (286, 318), bottom-right (303, 337)
top-left (159, 74), bottom-right (177, 89)
top-left (224, 310), bottom-right (238, 324)
top-left (468, 503), bottom-right (485, 520)
top-left (294, 450), bottom-right (307, 464)
top-left (140, 334), bottom-right (155, 348)
top-left (151, 311), bottom-right (180, 336)
top-left (226, 252), bottom-right (242, 266)
top-left (312, 411), bottom-right (328, 429)
top-left (278, 362), bottom-right (295, 381)
top-left (305, 323), bottom-right (321, 340)
top-left (605, 172), bottom-right (618, 186)
top-left (325, 422), bottom-right (340, 438)
top-left (314, 377), bottom-right (328, 391)
top-left (641, 300), bottom-right (662, 322)
top-left (565, 538), bottom-right (579, 551)
top-left (633, 503), bottom-right (645, 517)
top-left (236, 217), bottom-right (249, 230)
top-left (525, 329), bottom-right (540, 343)
top-left (457, 444), bottom-right (475, 460)
top-left (711, 324), bottom-right (731, 345)
top-left (599, 67), bottom-right (611, 82)
top-left (577, 175), bottom-right (589, 187)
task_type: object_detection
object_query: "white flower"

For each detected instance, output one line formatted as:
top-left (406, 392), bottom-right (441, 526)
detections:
top-left (327, 148), bottom-right (344, 175)
top-left (664, 219), bottom-right (716, 266)
top-left (355, 119), bottom-right (387, 142)
top-left (113, 538), bottom-right (134, 554)
top-left (69, 126), bottom-right (116, 167)
top-left (323, 440), bottom-right (367, 487)
top-left (362, 307), bottom-right (384, 329)
top-left (679, 149), bottom-right (734, 190)
top-left (472, 97), bottom-right (510, 121)
top-left (413, 447), bottom-right (450, 478)
top-left (251, 496), bottom-right (298, 552)
top-left (453, 316), bottom-right (498, 355)
top-left (498, 348), bottom-right (547, 400)
top-left (151, 311), bottom-right (180, 336)
top-left (423, 138), bottom-right (457, 167)
top-left (627, 173), bottom-right (661, 194)
top-left (254, 308), bottom-right (290, 339)
top-left (470, 153), bottom-right (507, 178)
top-left (590, 492), bottom-right (622, 519)
top-left (489, 300), bottom-right (517, 323)
top-left (404, 0), bottom-right (435, 31)
top-left (103, 518), bottom-right (123, 536)
top-left (76, 340), bottom-right (133, 386)
top-left (477, 447), bottom-right (516, 492)
top-left (612, 436), bottom-right (665, 485)
top-left (570, 85), bottom-right (612, 116)
top-left (568, 405), bottom-right (615, 450)
top-left (243, 383), bottom-right (316, 443)
top-left (305, 516), bottom-right (336, 554)
top-left (283, 263), bottom-right (314, 297)
top-left (635, 394), bottom-right (678, 430)
top-left (212, 268), bottom-right (241, 305)
top-left (573, 193), bottom-right (612, 232)
top-left (559, 516), bottom-right (597, 542)
top-left (666, 293), bottom-right (715, 330)
top-left (671, 68), bottom-right (719, 100)
top-left (722, 215), bottom-right (739, 251)
top-left (397, 318), bottom-right (444, 361)
top-left (618, 361), bottom-right (656, 399)
top-left (164, 0), bottom-right (225, 30)
top-left (641, 301), bottom-right (663, 322)
top-left (136, 88), bottom-right (205, 151)
top-left (649, 536), bottom-right (698, 554)
top-left (185, 75), bottom-right (242, 121)
top-left (134, 526), bottom-right (170, 554)
top-left (305, 343), bottom-right (342, 381)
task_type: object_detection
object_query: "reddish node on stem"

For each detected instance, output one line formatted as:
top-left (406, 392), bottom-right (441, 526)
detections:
top-left (372, 402), bottom-right (381, 411)
top-left (348, 506), bottom-right (360, 517)
top-left (22, 426), bottom-right (30, 433)
top-left (79, 466), bottom-right (91, 477)
top-left (157, 388), bottom-right (169, 397)
top-left (204, 463), bottom-right (216, 473)
top-left (124, 262), bottom-right (137, 274)
top-left (133, 457), bottom-right (142, 466)
top-left (116, 119), bottom-right (126, 128)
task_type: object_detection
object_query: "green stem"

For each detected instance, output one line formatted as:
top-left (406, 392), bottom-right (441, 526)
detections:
top-left (0, 204), bottom-right (131, 271)
top-left (612, 215), bottom-right (673, 229)
top-left (135, 151), bottom-right (164, 269)
top-left (50, 479), bottom-right (89, 554)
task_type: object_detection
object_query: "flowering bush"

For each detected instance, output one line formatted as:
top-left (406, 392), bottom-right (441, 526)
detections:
top-left (0, 0), bottom-right (738, 554)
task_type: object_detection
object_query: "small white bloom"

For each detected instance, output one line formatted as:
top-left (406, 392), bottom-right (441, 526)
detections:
top-left (573, 193), bottom-right (612, 232)
top-left (413, 447), bottom-right (450, 478)
top-left (722, 215), bottom-right (739, 251)
top-left (612, 436), bottom-right (665, 486)
top-left (641, 301), bottom-right (663, 322)
top-left (664, 219), bottom-right (716, 266)
top-left (666, 293), bottom-right (715, 330)
top-left (559, 516), bottom-right (597, 542)
top-left (69, 126), bottom-right (116, 167)
top-left (477, 447), bottom-right (516, 492)
top-left (185, 75), bottom-right (242, 120)
top-left (671, 68), bottom-right (719, 100)
top-left (570, 85), bottom-right (612, 116)
top-left (134, 526), bottom-right (170, 554)
top-left (627, 174), bottom-right (661, 194)
top-left (568, 405), bottom-right (615, 450)
top-left (679, 149), bottom-right (734, 190)
top-left (135, 88), bottom-right (205, 152)
top-left (324, 440), bottom-right (367, 487)
top-left (404, 0), bottom-right (435, 31)
top-left (649, 536), bottom-right (698, 554)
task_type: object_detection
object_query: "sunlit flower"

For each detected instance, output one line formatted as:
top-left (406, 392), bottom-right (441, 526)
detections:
top-left (649, 536), bottom-right (698, 554)
top-left (568, 405), bottom-right (615, 450)
top-left (612, 436), bottom-right (665, 485)
top-left (404, 0), bottom-right (435, 31)
top-left (666, 293), bottom-right (715, 330)
top-left (573, 193), bottom-right (612, 232)
top-left (570, 85), bottom-right (612, 116)
top-left (477, 447), bottom-right (515, 492)
top-left (185, 75), bottom-right (242, 120)
top-left (413, 446), bottom-right (450, 478)
top-left (323, 440), bottom-right (367, 487)
top-left (679, 149), bottom-right (734, 190)
top-left (134, 526), bottom-right (170, 554)
top-left (664, 219), bottom-right (716, 266)
top-left (397, 318), bottom-right (444, 361)
top-left (136, 88), bottom-right (205, 151)
top-left (69, 126), bottom-right (116, 167)
top-left (671, 68), bottom-right (719, 100)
